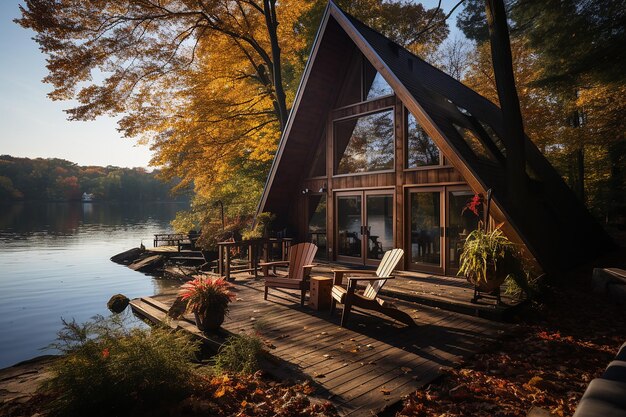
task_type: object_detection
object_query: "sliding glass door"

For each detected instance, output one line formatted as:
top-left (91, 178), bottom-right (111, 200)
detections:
top-left (446, 188), bottom-right (483, 274)
top-left (336, 190), bottom-right (394, 265)
top-left (407, 186), bottom-right (481, 275)
top-left (408, 189), bottom-right (443, 274)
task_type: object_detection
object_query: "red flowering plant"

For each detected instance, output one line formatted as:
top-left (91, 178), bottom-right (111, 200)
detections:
top-left (462, 193), bottom-right (483, 218)
top-left (179, 276), bottom-right (235, 331)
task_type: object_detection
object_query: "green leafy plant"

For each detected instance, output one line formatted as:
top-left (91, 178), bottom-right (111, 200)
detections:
top-left (42, 315), bottom-right (198, 416)
top-left (212, 334), bottom-right (265, 375)
top-left (241, 212), bottom-right (276, 240)
top-left (458, 223), bottom-right (518, 290)
top-left (241, 227), bottom-right (263, 240)
top-left (179, 276), bottom-right (235, 318)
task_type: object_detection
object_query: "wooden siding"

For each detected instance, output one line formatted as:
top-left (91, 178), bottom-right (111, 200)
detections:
top-left (402, 167), bottom-right (464, 185)
top-left (296, 91), bottom-right (472, 270)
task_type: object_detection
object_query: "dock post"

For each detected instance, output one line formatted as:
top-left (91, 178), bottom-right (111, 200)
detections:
top-left (225, 246), bottom-right (231, 280)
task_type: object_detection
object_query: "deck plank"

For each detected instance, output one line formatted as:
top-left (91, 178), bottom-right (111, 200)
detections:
top-left (136, 274), bottom-right (508, 416)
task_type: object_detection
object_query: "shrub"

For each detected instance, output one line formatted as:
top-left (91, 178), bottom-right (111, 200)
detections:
top-left (42, 315), bottom-right (199, 416)
top-left (212, 334), bottom-right (265, 375)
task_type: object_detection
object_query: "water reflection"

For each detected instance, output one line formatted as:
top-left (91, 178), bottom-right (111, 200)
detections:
top-left (0, 202), bottom-right (187, 368)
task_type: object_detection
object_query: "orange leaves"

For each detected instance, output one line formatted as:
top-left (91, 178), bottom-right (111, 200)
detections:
top-left (398, 286), bottom-right (626, 417)
top-left (213, 384), bottom-right (229, 398)
top-left (202, 372), bottom-right (337, 416)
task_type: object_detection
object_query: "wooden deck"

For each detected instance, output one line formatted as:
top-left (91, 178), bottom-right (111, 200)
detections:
top-left (131, 273), bottom-right (508, 416)
top-left (146, 245), bottom-right (180, 253)
top-left (160, 260), bottom-right (524, 321)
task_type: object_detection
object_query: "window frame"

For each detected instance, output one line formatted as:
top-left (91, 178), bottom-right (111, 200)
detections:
top-left (332, 106), bottom-right (396, 178)
top-left (403, 107), bottom-right (445, 171)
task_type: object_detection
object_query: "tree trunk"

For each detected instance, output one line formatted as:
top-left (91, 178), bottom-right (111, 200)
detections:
top-left (608, 140), bottom-right (626, 224)
top-left (264, 0), bottom-right (289, 131)
top-left (575, 145), bottom-right (585, 202)
top-left (484, 0), bottom-right (527, 206)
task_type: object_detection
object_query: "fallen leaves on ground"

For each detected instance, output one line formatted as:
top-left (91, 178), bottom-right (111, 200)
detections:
top-left (178, 371), bottom-right (339, 417)
top-left (398, 285), bottom-right (626, 417)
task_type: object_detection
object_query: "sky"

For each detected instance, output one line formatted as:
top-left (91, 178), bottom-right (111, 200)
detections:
top-left (0, 1), bottom-right (463, 169)
top-left (0, 2), bottom-right (153, 168)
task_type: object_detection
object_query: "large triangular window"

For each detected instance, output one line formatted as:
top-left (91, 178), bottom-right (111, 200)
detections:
top-left (406, 112), bottom-right (440, 168)
top-left (334, 109), bottom-right (395, 174)
top-left (363, 60), bottom-right (393, 100)
top-left (365, 72), bottom-right (393, 100)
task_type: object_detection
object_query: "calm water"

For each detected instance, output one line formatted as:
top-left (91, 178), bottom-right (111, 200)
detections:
top-left (0, 202), bottom-right (188, 368)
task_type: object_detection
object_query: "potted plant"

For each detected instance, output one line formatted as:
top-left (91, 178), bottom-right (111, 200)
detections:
top-left (179, 276), bottom-right (235, 332)
top-left (458, 223), bottom-right (517, 293)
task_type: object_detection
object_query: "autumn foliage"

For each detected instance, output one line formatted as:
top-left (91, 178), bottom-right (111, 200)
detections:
top-left (398, 285), bottom-right (626, 417)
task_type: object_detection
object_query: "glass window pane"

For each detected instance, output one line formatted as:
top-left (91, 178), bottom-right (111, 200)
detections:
top-left (337, 195), bottom-right (362, 258)
top-left (447, 191), bottom-right (482, 270)
top-left (307, 195), bottom-right (327, 259)
top-left (365, 72), bottom-right (393, 100)
top-left (366, 195), bottom-right (393, 260)
top-left (478, 120), bottom-right (507, 157)
top-left (335, 110), bottom-right (395, 174)
top-left (336, 54), bottom-right (364, 107)
top-left (453, 124), bottom-right (499, 164)
top-left (455, 104), bottom-right (506, 158)
top-left (410, 192), bottom-right (441, 266)
top-left (407, 112), bottom-right (440, 168)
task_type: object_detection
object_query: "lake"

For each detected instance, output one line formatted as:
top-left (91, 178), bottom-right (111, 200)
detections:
top-left (0, 202), bottom-right (188, 369)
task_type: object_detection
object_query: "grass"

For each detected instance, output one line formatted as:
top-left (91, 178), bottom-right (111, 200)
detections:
top-left (9, 316), bottom-right (339, 417)
top-left (212, 334), bottom-right (266, 375)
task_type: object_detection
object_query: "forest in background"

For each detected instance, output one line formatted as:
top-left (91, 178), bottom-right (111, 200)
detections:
top-left (0, 155), bottom-right (188, 202)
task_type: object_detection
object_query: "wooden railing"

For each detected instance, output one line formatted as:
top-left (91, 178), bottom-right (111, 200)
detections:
top-left (153, 233), bottom-right (187, 248)
top-left (153, 233), bottom-right (200, 252)
top-left (216, 237), bottom-right (293, 281)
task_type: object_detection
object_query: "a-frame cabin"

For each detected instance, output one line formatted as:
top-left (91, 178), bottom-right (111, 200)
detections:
top-left (257, 1), bottom-right (613, 276)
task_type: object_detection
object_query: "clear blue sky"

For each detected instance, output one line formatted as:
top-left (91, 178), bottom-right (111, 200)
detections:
top-left (0, 1), bottom-right (463, 169)
top-left (0, 2), bottom-right (153, 168)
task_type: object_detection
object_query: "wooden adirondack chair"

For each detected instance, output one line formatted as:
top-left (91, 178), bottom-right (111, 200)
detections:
top-left (330, 248), bottom-right (415, 327)
top-left (261, 242), bottom-right (318, 306)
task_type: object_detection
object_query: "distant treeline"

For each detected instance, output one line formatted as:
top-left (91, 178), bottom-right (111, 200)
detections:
top-left (0, 155), bottom-right (188, 202)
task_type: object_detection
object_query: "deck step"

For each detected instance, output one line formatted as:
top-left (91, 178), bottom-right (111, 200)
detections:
top-left (129, 254), bottom-right (165, 272)
top-left (130, 297), bottom-right (222, 351)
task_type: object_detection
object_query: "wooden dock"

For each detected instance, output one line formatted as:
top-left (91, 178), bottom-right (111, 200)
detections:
top-left (130, 275), bottom-right (508, 416)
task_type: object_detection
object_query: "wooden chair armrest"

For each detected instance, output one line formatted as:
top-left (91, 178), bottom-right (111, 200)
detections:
top-left (302, 264), bottom-right (317, 281)
top-left (258, 260), bottom-right (290, 267)
top-left (333, 269), bottom-right (376, 285)
top-left (259, 260), bottom-right (289, 278)
top-left (347, 276), bottom-right (393, 290)
top-left (332, 269), bottom-right (377, 275)
top-left (347, 275), bottom-right (394, 283)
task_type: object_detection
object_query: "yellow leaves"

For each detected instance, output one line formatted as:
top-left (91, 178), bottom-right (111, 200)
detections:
top-left (214, 385), bottom-right (228, 398)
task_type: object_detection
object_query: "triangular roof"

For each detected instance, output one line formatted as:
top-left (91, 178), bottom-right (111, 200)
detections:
top-left (258, 1), bottom-right (613, 274)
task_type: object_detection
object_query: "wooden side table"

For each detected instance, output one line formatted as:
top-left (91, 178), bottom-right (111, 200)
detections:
top-left (309, 277), bottom-right (333, 311)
